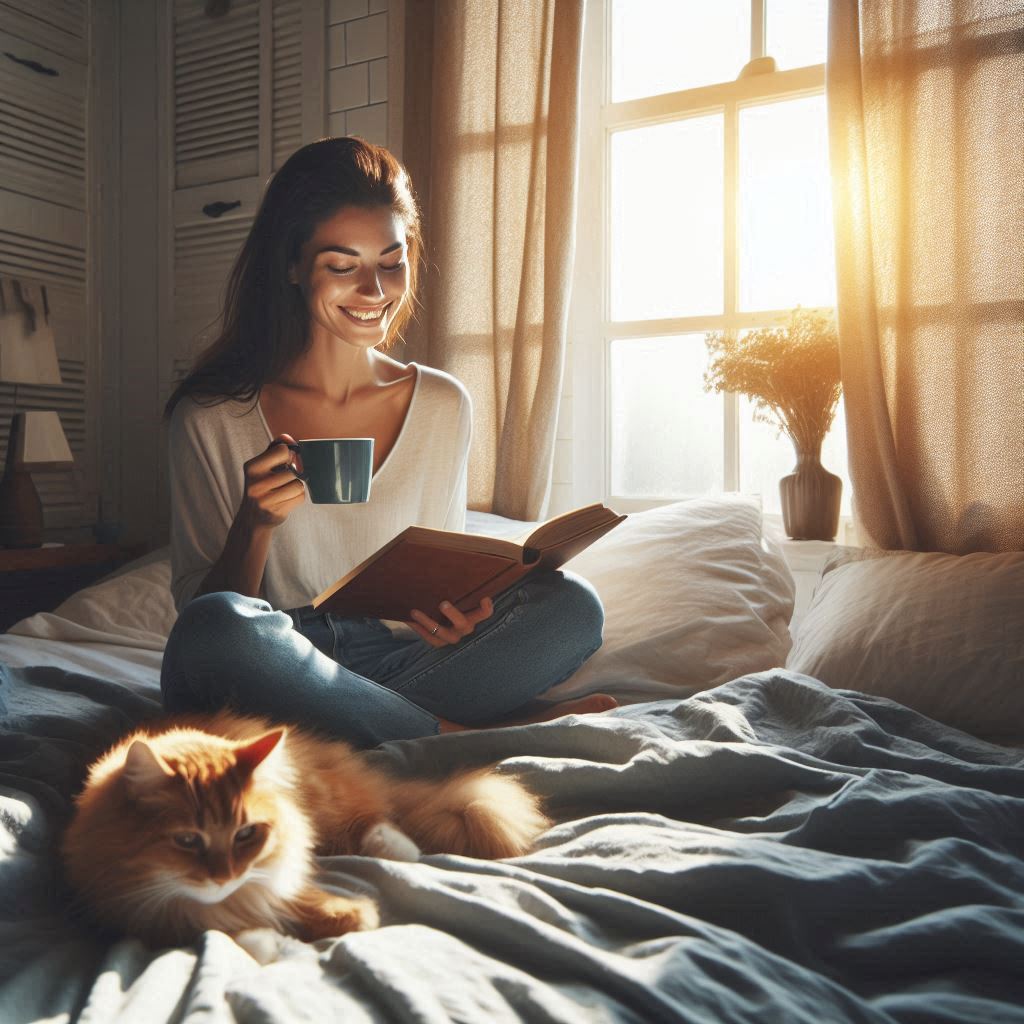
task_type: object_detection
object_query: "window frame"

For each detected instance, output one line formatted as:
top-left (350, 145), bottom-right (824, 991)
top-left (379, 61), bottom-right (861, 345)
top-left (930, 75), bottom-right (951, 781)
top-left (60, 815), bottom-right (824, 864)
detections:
top-left (569, 0), bottom-right (834, 515)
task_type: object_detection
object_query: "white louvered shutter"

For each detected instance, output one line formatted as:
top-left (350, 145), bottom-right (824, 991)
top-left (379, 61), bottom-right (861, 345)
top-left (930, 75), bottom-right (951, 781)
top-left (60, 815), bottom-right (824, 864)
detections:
top-left (272, 0), bottom-right (304, 170)
top-left (0, 1), bottom-right (87, 47)
top-left (165, 0), bottom-right (320, 396)
top-left (173, 0), bottom-right (261, 189)
top-left (0, 26), bottom-right (87, 212)
top-left (166, 176), bottom-right (264, 407)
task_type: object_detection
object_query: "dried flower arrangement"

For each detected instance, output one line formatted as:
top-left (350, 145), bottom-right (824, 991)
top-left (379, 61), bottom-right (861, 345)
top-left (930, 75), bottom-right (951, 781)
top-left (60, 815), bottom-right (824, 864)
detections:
top-left (703, 307), bottom-right (842, 455)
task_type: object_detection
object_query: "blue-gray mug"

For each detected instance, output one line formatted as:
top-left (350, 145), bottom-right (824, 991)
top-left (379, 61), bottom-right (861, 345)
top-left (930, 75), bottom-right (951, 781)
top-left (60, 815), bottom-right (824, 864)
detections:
top-left (286, 437), bottom-right (374, 504)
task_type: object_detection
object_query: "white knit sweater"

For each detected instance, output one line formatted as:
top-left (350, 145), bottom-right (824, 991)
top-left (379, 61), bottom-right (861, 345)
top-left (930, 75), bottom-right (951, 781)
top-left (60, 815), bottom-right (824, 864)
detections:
top-left (168, 363), bottom-right (472, 613)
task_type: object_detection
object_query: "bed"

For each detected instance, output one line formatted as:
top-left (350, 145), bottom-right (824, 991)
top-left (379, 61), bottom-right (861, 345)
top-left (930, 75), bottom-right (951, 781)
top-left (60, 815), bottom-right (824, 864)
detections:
top-left (1, 497), bottom-right (1022, 1023)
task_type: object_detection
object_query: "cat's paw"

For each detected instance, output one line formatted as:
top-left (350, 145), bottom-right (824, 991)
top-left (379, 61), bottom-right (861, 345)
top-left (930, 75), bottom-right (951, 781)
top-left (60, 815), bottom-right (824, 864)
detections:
top-left (305, 895), bottom-right (380, 939)
top-left (235, 927), bottom-right (307, 965)
top-left (359, 821), bottom-right (421, 862)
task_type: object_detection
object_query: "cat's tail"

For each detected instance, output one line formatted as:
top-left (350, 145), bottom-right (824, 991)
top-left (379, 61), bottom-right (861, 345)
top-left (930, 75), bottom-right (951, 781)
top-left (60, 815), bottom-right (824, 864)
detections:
top-left (393, 769), bottom-right (550, 860)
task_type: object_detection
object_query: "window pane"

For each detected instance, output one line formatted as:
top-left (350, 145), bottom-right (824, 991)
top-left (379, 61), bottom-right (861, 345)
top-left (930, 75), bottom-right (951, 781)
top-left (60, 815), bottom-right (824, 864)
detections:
top-left (611, 115), bottom-right (724, 321)
top-left (739, 395), bottom-right (851, 516)
top-left (738, 94), bottom-right (835, 311)
top-left (766, 0), bottom-right (829, 70)
top-left (610, 0), bottom-right (751, 102)
top-left (610, 336), bottom-right (723, 497)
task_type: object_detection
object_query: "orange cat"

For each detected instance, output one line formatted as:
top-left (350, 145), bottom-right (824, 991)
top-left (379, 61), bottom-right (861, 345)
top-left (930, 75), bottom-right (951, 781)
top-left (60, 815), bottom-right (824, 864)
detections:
top-left (62, 709), bottom-right (549, 947)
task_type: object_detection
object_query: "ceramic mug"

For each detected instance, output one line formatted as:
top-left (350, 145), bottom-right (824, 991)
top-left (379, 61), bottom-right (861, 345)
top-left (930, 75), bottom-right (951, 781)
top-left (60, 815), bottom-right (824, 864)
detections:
top-left (286, 437), bottom-right (374, 504)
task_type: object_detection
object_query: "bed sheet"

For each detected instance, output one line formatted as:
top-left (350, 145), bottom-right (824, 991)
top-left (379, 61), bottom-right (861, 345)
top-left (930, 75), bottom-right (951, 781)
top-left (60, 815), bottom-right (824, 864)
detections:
top-left (1, 658), bottom-right (1022, 1024)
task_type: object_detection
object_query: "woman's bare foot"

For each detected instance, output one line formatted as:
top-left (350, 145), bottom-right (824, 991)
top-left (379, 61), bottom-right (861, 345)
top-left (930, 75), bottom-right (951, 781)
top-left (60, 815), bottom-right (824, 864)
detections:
top-left (438, 694), bottom-right (618, 733)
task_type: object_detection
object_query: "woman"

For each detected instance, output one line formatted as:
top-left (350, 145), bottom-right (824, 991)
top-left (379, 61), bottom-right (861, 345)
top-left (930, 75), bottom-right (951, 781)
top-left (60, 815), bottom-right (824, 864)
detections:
top-left (161, 137), bottom-right (613, 748)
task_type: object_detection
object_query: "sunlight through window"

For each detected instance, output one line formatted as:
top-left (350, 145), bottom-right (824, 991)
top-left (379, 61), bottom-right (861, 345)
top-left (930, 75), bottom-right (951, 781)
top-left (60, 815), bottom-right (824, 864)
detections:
top-left (591, 1), bottom-right (840, 510)
top-left (739, 95), bottom-right (835, 312)
top-left (610, 336), bottom-right (724, 497)
top-left (767, 0), bottom-right (829, 70)
top-left (611, 0), bottom-right (750, 102)
top-left (610, 116), bottom-right (724, 321)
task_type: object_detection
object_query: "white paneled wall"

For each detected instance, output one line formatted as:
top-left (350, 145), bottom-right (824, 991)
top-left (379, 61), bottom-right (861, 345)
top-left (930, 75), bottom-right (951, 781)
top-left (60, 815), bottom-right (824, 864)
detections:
top-left (326, 0), bottom-right (389, 146)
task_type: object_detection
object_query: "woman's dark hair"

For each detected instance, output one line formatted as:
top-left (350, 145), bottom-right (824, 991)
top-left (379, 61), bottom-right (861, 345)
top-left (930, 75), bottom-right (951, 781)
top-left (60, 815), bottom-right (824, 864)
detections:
top-left (164, 136), bottom-right (422, 417)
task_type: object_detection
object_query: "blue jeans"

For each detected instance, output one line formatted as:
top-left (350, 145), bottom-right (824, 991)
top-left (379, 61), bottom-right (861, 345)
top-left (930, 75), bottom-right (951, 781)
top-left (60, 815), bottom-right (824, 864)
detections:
top-left (160, 570), bottom-right (604, 748)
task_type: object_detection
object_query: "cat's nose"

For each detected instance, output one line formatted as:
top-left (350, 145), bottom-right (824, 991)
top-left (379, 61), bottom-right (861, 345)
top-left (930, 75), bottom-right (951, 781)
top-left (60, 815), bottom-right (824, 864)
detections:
top-left (206, 851), bottom-right (234, 883)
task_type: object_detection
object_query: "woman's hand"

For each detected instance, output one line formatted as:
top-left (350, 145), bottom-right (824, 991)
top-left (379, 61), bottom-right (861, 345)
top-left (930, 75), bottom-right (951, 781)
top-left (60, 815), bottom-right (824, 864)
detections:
top-left (408, 597), bottom-right (495, 648)
top-left (239, 433), bottom-right (306, 530)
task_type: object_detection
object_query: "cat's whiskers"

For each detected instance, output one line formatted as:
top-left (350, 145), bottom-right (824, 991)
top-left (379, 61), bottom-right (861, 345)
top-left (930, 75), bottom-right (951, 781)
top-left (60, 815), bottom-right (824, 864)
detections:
top-left (113, 872), bottom-right (193, 921)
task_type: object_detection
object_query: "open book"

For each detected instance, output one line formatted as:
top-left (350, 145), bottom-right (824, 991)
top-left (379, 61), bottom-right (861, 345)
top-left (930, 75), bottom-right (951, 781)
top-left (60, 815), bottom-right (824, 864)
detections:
top-left (312, 503), bottom-right (626, 622)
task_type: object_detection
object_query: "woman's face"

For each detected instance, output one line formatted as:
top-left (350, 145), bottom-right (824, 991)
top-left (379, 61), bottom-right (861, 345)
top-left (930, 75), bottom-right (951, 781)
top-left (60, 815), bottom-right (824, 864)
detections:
top-left (289, 204), bottom-right (410, 349)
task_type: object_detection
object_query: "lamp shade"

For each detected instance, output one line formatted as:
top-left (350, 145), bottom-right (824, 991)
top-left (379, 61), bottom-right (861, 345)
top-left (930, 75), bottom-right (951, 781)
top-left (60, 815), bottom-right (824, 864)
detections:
top-left (9, 410), bottom-right (73, 469)
top-left (0, 277), bottom-right (62, 385)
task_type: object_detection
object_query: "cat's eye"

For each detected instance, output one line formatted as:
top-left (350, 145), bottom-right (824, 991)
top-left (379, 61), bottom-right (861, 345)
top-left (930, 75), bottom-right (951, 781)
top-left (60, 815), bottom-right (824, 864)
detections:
top-left (234, 825), bottom-right (258, 844)
top-left (172, 832), bottom-right (204, 850)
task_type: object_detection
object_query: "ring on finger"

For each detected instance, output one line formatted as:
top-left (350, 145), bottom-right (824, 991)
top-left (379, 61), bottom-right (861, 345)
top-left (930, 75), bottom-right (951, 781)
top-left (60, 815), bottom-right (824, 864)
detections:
top-left (430, 624), bottom-right (440, 637)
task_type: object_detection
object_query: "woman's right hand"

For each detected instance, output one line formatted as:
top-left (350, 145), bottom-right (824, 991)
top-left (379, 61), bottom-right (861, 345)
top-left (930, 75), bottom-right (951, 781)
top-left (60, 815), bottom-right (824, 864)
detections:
top-left (239, 433), bottom-right (306, 529)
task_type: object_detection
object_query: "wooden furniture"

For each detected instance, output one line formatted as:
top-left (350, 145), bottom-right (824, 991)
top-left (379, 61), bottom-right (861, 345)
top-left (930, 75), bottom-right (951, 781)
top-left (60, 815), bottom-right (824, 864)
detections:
top-left (0, 542), bottom-right (146, 632)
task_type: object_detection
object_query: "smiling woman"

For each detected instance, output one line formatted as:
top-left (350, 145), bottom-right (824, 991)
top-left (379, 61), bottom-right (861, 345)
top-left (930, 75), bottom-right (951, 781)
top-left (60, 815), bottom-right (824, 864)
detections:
top-left (159, 137), bottom-right (614, 750)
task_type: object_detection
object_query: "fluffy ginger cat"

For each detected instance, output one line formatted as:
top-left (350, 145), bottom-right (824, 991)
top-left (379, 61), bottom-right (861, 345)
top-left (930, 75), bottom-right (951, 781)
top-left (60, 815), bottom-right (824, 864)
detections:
top-left (62, 709), bottom-right (549, 948)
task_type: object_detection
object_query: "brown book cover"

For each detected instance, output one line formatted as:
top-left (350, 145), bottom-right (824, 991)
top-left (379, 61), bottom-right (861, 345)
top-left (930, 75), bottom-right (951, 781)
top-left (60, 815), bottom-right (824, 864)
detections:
top-left (311, 503), bottom-right (626, 621)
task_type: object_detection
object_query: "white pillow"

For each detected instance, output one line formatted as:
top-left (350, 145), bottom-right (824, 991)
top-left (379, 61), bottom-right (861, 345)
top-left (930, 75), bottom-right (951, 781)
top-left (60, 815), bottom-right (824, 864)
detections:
top-left (546, 495), bottom-right (796, 702)
top-left (786, 547), bottom-right (1024, 744)
top-left (9, 550), bottom-right (177, 649)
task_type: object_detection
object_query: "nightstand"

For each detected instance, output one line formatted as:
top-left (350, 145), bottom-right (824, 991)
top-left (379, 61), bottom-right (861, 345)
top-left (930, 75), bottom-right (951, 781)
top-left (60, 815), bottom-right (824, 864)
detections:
top-left (0, 543), bottom-right (147, 632)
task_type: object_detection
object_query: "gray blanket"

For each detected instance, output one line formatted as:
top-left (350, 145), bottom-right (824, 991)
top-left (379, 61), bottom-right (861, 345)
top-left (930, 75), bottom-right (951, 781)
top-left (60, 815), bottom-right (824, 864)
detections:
top-left (1, 663), bottom-right (1022, 1023)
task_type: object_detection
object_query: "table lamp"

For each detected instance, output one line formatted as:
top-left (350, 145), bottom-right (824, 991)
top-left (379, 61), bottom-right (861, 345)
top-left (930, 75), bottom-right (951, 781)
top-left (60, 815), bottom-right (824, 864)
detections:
top-left (0, 276), bottom-right (73, 548)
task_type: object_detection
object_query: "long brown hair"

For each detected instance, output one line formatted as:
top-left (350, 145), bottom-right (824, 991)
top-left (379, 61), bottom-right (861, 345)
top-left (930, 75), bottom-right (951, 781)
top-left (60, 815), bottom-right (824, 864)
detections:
top-left (164, 137), bottom-right (423, 417)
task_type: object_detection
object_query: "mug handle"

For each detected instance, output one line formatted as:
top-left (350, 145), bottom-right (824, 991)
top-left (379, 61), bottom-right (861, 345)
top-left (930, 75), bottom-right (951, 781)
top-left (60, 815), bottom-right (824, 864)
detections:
top-left (272, 441), bottom-right (307, 481)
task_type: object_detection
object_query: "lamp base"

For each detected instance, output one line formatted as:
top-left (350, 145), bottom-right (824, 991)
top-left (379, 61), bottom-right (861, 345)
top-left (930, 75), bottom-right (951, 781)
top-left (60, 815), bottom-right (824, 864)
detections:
top-left (0, 468), bottom-right (44, 548)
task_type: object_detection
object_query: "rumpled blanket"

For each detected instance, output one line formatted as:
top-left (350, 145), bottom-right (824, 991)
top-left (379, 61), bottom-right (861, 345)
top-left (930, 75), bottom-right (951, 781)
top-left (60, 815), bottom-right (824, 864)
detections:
top-left (1, 664), bottom-right (1022, 1023)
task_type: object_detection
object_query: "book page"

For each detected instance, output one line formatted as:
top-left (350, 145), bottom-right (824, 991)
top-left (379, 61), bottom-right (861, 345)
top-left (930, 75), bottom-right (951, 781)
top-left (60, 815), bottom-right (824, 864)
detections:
top-left (524, 504), bottom-right (619, 552)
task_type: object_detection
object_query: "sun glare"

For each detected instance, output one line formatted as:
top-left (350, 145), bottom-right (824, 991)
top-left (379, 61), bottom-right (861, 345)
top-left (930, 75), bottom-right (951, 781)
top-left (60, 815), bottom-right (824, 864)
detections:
top-left (611, 0), bottom-right (750, 102)
top-left (610, 115), bottom-right (724, 321)
top-left (766, 0), bottom-right (829, 70)
top-left (739, 94), bottom-right (836, 312)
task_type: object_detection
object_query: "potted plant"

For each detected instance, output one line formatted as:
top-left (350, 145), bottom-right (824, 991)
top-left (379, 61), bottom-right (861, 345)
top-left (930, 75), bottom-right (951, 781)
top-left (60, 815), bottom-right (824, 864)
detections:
top-left (704, 307), bottom-right (843, 541)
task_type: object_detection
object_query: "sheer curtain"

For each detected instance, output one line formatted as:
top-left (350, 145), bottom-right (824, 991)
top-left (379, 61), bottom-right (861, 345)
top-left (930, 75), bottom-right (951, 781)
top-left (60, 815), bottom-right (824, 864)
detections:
top-left (398, 0), bottom-right (585, 520)
top-left (827, 0), bottom-right (1023, 552)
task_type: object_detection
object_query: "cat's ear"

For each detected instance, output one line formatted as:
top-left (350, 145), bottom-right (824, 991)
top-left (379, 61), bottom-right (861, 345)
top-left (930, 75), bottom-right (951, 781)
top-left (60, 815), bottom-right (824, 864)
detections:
top-left (234, 729), bottom-right (286, 776)
top-left (122, 739), bottom-right (173, 795)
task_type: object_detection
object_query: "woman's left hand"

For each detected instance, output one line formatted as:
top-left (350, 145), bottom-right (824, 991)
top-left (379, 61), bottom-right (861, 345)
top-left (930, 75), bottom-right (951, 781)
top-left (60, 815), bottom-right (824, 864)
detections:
top-left (408, 597), bottom-right (494, 648)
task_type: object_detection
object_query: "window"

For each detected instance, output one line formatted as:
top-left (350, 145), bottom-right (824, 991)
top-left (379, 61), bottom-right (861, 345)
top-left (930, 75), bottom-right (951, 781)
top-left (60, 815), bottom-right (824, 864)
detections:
top-left (570, 0), bottom-right (850, 519)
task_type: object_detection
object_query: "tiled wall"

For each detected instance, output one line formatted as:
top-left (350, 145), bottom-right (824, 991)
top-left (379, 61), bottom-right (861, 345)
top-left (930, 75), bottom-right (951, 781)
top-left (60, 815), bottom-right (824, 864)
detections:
top-left (327, 0), bottom-right (389, 146)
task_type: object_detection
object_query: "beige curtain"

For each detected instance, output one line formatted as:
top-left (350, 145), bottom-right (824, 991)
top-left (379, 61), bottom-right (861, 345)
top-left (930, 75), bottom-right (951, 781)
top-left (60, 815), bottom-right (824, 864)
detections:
top-left (827, 1), bottom-right (1024, 552)
top-left (398, 0), bottom-right (584, 520)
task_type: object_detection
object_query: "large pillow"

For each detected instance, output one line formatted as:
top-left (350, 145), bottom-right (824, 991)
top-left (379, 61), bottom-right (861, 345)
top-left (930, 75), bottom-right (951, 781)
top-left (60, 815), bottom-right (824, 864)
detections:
top-left (786, 547), bottom-right (1024, 744)
top-left (545, 495), bottom-right (796, 703)
top-left (9, 549), bottom-right (176, 649)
